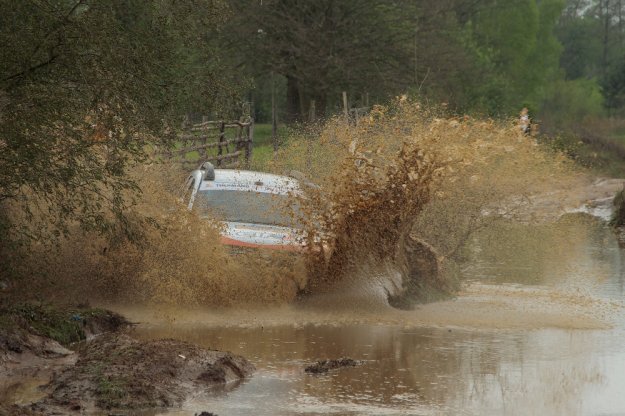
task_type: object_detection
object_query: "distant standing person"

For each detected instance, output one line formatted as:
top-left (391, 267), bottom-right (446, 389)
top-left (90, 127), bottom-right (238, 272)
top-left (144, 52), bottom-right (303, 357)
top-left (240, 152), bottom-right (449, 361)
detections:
top-left (519, 107), bottom-right (530, 135)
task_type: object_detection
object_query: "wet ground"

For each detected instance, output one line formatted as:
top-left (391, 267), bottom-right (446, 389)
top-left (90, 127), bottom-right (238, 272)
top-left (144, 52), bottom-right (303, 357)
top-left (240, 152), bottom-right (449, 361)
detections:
top-left (124, 216), bottom-right (625, 416)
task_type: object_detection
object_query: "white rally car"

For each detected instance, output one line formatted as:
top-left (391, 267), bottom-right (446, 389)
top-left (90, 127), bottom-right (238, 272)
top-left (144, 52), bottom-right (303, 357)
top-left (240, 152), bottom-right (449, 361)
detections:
top-left (182, 163), bottom-right (441, 308)
top-left (182, 162), bottom-right (305, 251)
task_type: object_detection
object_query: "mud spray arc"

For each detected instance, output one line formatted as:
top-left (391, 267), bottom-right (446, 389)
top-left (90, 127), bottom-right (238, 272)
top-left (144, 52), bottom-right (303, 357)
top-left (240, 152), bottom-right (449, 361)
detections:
top-left (17, 99), bottom-right (582, 311)
top-left (267, 99), bottom-right (579, 309)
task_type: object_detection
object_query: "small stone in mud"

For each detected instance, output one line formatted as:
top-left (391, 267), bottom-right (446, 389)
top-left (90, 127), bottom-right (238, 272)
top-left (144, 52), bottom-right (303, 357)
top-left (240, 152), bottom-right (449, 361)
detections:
top-left (305, 358), bottom-right (360, 374)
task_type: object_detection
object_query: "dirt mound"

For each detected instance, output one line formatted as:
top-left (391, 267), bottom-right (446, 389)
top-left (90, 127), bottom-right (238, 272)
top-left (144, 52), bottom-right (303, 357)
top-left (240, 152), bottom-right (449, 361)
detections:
top-left (33, 334), bottom-right (254, 413)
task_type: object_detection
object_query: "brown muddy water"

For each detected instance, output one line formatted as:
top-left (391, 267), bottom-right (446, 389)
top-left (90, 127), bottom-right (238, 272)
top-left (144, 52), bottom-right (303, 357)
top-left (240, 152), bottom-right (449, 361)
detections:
top-left (120, 218), bottom-right (625, 416)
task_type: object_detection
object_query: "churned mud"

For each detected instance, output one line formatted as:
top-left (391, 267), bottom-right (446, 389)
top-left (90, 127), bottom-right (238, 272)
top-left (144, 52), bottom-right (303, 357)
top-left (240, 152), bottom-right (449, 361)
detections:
top-left (0, 304), bottom-right (254, 415)
top-left (32, 334), bottom-right (254, 414)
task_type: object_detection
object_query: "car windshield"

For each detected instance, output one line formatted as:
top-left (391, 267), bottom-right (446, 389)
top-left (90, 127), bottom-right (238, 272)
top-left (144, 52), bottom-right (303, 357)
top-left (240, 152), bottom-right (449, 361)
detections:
top-left (194, 189), bottom-right (302, 227)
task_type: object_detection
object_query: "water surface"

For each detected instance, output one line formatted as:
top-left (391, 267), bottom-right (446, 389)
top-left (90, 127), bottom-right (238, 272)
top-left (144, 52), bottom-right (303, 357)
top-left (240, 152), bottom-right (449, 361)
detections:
top-left (134, 220), bottom-right (625, 416)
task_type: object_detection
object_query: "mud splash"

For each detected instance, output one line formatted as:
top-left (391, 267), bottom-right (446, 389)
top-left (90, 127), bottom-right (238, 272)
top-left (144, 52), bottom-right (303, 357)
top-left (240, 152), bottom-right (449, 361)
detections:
top-left (7, 164), bottom-right (305, 307)
top-left (111, 279), bottom-right (618, 331)
top-left (268, 99), bottom-right (581, 306)
top-left (6, 99), bottom-right (594, 310)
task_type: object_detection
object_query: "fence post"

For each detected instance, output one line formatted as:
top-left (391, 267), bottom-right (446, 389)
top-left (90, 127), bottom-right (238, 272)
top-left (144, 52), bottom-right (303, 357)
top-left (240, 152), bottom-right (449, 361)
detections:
top-left (309, 99), bottom-right (316, 123)
top-left (246, 119), bottom-right (254, 168)
top-left (271, 72), bottom-right (279, 155)
top-left (217, 122), bottom-right (225, 167)
top-left (342, 91), bottom-right (349, 124)
top-left (199, 116), bottom-right (208, 160)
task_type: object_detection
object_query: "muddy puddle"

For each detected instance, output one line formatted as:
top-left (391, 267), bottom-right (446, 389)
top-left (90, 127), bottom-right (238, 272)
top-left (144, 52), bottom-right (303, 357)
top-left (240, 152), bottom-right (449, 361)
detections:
top-left (116, 218), bottom-right (625, 416)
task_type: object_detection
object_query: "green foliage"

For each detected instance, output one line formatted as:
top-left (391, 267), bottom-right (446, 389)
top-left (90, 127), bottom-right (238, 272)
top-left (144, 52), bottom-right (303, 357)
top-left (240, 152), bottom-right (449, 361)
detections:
top-left (1, 303), bottom-right (84, 346)
top-left (467, 0), bottom-right (565, 114)
top-left (540, 78), bottom-right (605, 131)
top-left (228, 0), bottom-right (418, 120)
top-left (603, 57), bottom-right (625, 113)
top-left (557, 17), bottom-right (603, 79)
top-left (228, 0), bottom-right (567, 119)
top-left (0, 0), bottom-right (239, 246)
top-left (556, 0), bottom-right (625, 114)
top-left (20, 304), bottom-right (85, 346)
top-left (541, 79), bottom-right (604, 131)
top-left (96, 375), bottom-right (129, 409)
top-left (0, 303), bottom-right (124, 347)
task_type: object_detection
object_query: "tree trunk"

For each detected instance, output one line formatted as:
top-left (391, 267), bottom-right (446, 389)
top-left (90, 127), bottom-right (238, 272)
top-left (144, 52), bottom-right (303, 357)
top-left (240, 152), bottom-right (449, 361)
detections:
top-left (271, 71), bottom-right (278, 154)
top-left (602, 0), bottom-right (611, 79)
top-left (315, 93), bottom-right (327, 120)
top-left (285, 75), bottom-right (301, 124)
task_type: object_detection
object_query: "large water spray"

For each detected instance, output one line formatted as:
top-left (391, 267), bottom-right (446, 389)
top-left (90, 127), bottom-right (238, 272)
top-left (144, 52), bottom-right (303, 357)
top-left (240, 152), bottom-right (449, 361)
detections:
top-left (8, 99), bottom-right (584, 309)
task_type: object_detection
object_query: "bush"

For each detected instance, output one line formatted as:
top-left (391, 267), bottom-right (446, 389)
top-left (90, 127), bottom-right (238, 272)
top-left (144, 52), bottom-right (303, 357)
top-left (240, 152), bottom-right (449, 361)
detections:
top-left (540, 78), bottom-right (605, 134)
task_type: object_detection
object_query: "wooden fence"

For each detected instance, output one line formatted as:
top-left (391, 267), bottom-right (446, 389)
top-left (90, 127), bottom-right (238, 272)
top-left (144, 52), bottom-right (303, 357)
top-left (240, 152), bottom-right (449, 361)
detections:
top-left (167, 117), bottom-right (254, 169)
top-left (349, 106), bottom-right (370, 124)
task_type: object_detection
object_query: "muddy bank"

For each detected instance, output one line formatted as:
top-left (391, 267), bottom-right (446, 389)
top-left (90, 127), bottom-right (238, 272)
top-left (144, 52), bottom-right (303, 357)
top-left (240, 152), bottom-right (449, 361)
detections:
top-left (0, 304), bottom-right (254, 415)
top-left (33, 334), bottom-right (254, 414)
top-left (528, 176), bottom-right (624, 222)
top-left (0, 303), bottom-right (128, 361)
top-left (0, 304), bottom-right (128, 414)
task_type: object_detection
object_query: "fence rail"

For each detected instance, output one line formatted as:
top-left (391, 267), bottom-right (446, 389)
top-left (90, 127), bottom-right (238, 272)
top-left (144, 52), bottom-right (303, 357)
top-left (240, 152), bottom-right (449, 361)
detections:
top-left (349, 106), bottom-right (370, 124)
top-left (164, 117), bottom-right (254, 169)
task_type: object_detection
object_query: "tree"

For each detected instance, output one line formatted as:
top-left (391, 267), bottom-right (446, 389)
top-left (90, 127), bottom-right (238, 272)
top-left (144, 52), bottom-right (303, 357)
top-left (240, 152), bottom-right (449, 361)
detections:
top-left (557, 0), bottom-right (625, 113)
top-left (557, 16), bottom-right (603, 79)
top-left (227, 0), bottom-right (419, 122)
top-left (0, 0), bottom-right (239, 244)
top-left (466, 0), bottom-right (565, 114)
top-left (603, 56), bottom-right (625, 112)
top-left (226, 0), bottom-right (568, 120)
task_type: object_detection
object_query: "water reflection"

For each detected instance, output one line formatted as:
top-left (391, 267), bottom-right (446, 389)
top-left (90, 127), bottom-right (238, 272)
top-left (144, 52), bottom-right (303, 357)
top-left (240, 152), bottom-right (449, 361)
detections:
top-left (134, 323), bottom-right (625, 415)
top-left (464, 217), bottom-right (625, 296)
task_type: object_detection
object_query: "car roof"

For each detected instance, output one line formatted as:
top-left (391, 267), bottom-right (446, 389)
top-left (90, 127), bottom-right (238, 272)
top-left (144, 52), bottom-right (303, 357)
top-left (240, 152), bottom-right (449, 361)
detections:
top-left (198, 169), bottom-right (301, 195)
